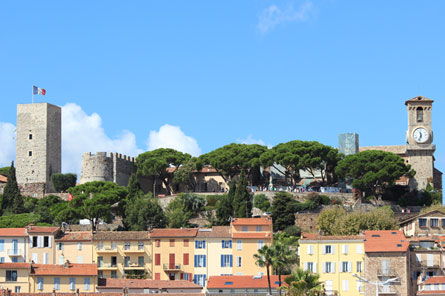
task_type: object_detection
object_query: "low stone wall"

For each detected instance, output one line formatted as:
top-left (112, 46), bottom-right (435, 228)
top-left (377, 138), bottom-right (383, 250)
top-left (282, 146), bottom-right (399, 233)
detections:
top-left (295, 212), bottom-right (319, 233)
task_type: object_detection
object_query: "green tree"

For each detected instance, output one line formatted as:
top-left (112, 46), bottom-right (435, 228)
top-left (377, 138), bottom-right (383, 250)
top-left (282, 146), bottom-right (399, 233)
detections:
top-left (0, 213), bottom-right (48, 228)
top-left (34, 195), bottom-right (64, 224)
top-left (68, 181), bottom-right (128, 230)
top-left (233, 172), bottom-right (252, 218)
top-left (316, 207), bottom-right (347, 235)
top-left (0, 167), bottom-right (10, 176)
top-left (127, 173), bottom-right (143, 199)
top-left (336, 150), bottom-right (415, 197)
top-left (254, 194), bottom-right (271, 212)
top-left (272, 236), bottom-right (299, 295)
top-left (164, 193), bottom-right (204, 228)
top-left (283, 268), bottom-right (323, 296)
top-left (271, 192), bottom-right (296, 231)
top-left (173, 158), bottom-right (201, 192)
top-left (199, 143), bottom-right (267, 183)
top-left (216, 181), bottom-right (236, 226)
top-left (124, 194), bottom-right (167, 230)
top-left (254, 245), bottom-right (275, 296)
top-left (51, 173), bottom-right (77, 192)
top-left (136, 148), bottom-right (191, 195)
top-left (2, 161), bottom-right (24, 214)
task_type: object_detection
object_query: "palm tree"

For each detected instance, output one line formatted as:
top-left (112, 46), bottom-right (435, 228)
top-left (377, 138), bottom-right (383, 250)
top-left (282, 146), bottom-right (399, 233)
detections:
top-left (282, 268), bottom-right (323, 296)
top-left (254, 245), bottom-right (275, 295)
top-left (272, 240), bottom-right (298, 295)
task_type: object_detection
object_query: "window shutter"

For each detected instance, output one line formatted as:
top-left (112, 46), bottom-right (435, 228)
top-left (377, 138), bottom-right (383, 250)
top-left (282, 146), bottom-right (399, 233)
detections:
top-left (230, 255), bottom-right (233, 267)
top-left (322, 246), bottom-right (325, 254)
top-left (221, 255), bottom-right (224, 267)
top-left (194, 255), bottom-right (198, 267)
top-left (189, 273), bottom-right (193, 282)
top-left (195, 240), bottom-right (198, 248)
top-left (29, 236), bottom-right (33, 248)
top-left (203, 255), bottom-right (206, 267)
top-left (332, 262), bottom-right (336, 273)
top-left (84, 277), bottom-right (90, 291)
top-left (0, 240), bottom-right (4, 252)
top-left (203, 241), bottom-right (206, 249)
top-left (313, 263), bottom-right (317, 273)
top-left (222, 241), bottom-right (225, 248)
top-left (332, 245), bottom-right (335, 254)
top-left (229, 240), bottom-right (232, 249)
top-left (348, 262), bottom-right (352, 272)
top-left (322, 263), bottom-right (326, 273)
top-left (304, 262), bottom-right (308, 271)
top-left (48, 236), bottom-right (52, 248)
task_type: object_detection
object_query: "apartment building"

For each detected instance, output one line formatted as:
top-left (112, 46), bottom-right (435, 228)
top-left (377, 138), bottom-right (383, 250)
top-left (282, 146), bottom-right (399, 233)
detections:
top-left (299, 233), bottom-right (365, 296)
top-left (417, 276), bottom-right (445, 295)
top-left (231, 217), bottom-right (273, 277)
top-left (0, 263), bottom-right (31, 293)
top-left (150, 228), bottom-right (197, 282)
top-left (55, 231), bottom-right (93, 265)
top-left (93, 231), bottom-right (151, 279)
top-left (207, 275), bottom-right (286, 295)
top-left (26, 225), bottom-right (60, 265)
top-left (0, 228), bottom-right (28, 263)
top-left (363, 230), bottom-right (411, 296)
top-left (400, 210), bottom-right (445, 237)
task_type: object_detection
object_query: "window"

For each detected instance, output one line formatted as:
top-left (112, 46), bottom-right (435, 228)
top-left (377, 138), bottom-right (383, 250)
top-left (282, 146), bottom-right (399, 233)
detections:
top-left (419, 218), bottom-right (427, 227)
top-left (111, 242), bottom-right (117, 250)
top-left (257, 240), bottom-right (264, 250)
top-left (97, 242), bottom-right (103, 250)
top-left (138, 241), bottom-right (144, 250)
top-left (222, 240), bottom-right (232, 249)
top-left (342, 245), bottom-right (349, 254)
top-left (242, 226), bottom-right (248, 232)
top-left (381, 260), bottom-right (390, 275)
top-left (124, 257), bottom-right (130, 267)
top-left (111, 271), bottom-right (117, 278)
top-left (183, 273), bottom-right (189, 281)
top-left (32, 253), bottom-right (38, 263)
top-left (256, 226), bottom-right (262, 232)
top-left (84, 278), bottom-right (90, 291)
top-left (323, 262), bottom-right (335, 273)
top-left (54, 277), bottom-right (60, 290)
top-left (97, 256), bottom-right (103, 267)
top-left (155, 239), bottom-right (160, 247)
top-left (43, 253), bottom-right (49, 264)
top-left (221, 255), bottom-right (233, 267)
top-left (183, 253), bottom-right (189, 265)
top-left (69, 277), bottom-right (76, 291)
top-left (194, 255), bottom-right (206, 267)
top-left (357, 280), bottom-right (363, 292)
top-left (324, 245), bottom-right (333, 254)
top-left (77, 256), bottom-right (83, 264)
top-left (356, 245), bottom-right (363, 254)
top-left (194, 274), bottom-right (206, 287)
top-left (341, 261), bottom-right (351, 273)
top-left (342, 280), bottom-right (349, 291)
top-left (111, 256), bottom-right (117, 267)
top-left (12, 257), bottom-right (18, 263)
top-left (32, 237), bottom-right (38, 248)
top-left (155, 254), bottom-right (161, 266)
top-left (325, 280), bottom-right (333, 292)
top-left (183, 239), bottom-right (189, 247)
top-left (37, 277), bottom-right (44, 290)
top-left (43, 236), bottom-right (49, 247)
top-left (14, 287), bottom-right (20, 293)
top-left (98, 271), bottom-right (103, 279)
top-left (431, 219), bottom-right (439, 228)
top-left (29, 151), bottom-right (32, 156)
top-left (195, 240), bottom-right (206, 249)
top-left (305, 262), bottom-right (315, 273)
top-left (0, 257), bottom-right (5, 263)
top-left (442, 219), bottom-right (445, 228)
top-left (0, 240), bottom-right (4, 252)
top-left (29, 134), bottom-right (32, 140)
top-left (125, 242), bottom-right (130, 250)
top-left (237, 240), bottom-right (242, 250)
top-left (307, 245), bottom-right (314, 255)
top-left (417, 107), bottom-right (424, 122)
top-left (357, 261), bottom-right (362, 272)
top-left (57, 243), bottom-right (63, 250)
top-left (169, 239), bottom-right (175, 247)
top-left (77, 242), bottom-right (82, 250)
top-left (138, 256), bottom-right (144, 267)
top-left (236, 256), bottom-right (242, 267)
top-left (6, 270), bottom-right (17, 282)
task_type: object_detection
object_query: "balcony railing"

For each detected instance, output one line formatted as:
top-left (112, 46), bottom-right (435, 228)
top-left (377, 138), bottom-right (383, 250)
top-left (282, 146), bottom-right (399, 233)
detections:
top-left (163, 263), bottom-right (181, 271)
top-left (97, 263), bottom-right (118, 268)
top-left (124, 262), bottom-right (145, 269)
top-left (7, 249), bottom-right (23, 256)
top-left (377, 268), bottom-right (398, 277)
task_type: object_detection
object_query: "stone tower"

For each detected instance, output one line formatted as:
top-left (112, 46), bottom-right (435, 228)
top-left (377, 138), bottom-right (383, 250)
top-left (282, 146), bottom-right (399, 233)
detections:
top-left (405, 96), bottom-right (435, 190)
top-left (16, 103), bottom-right (61, 196)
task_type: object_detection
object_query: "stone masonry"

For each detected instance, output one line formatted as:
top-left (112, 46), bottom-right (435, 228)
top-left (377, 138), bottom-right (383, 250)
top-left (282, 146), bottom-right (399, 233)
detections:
top-left (79, 152), bottom-right (136, 186)
top-left (16, 103), bottom-right (61, 197)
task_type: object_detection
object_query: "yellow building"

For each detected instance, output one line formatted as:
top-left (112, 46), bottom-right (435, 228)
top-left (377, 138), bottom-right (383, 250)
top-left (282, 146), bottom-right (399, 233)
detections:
top-left (0, 263), bottom-right (31, 293)
top-left (55, 231), bottom-right (93, 265)
top-left (150, 228), bottom-right (197, 282)
top-left (93, 231), bottom-right (151, 279)
top-left (231, 217), bottom-right (273, 276)
top-left (30, 263), bottom-right (97, 292)
top-left (299, 233), bottom-right (365, 296)
top-left (26, 225), bottom-right (60, 265)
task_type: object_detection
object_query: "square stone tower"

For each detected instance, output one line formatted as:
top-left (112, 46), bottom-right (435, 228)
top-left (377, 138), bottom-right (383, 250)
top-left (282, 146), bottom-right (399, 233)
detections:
top-left (16, 103), bottom-right (61, 196)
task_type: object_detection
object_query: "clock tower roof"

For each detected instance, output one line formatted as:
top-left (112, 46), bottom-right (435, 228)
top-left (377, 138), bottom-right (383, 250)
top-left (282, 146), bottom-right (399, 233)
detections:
top-left (405, 95), bottom-right (434, 106)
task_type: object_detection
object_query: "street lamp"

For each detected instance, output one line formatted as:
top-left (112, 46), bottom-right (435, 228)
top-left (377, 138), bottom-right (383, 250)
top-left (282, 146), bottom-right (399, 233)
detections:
top-left (353, 273), bottom-right (399, 296)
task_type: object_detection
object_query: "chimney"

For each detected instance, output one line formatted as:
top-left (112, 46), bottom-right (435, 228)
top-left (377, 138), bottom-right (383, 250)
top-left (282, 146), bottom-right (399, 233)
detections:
top-left (52, 289), bottom-right (56, 296)
top-left (64, 260), bottom-right (71, 268)
top-left (76, 289), bottom-right (80, 296)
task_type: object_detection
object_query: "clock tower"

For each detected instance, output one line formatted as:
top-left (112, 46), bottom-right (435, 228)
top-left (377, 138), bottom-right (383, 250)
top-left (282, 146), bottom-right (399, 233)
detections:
top-left (405, 96), bottom-right (436, 190)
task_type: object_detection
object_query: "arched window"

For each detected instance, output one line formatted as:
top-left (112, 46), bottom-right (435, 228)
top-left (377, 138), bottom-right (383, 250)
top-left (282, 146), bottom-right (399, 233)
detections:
top-left (416, 107), bottom-right (423, 122)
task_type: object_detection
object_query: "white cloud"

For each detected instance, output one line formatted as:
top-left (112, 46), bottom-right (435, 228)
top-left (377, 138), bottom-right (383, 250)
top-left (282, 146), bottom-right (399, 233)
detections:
top-left (147, 124), bottom-right (202, 157)
top-left (237, 134), bottom-right (266, 146)
top-left (257, 1), bottom-right (313, 34)
top-left (62, 103), bottom-right (143, 175)
top-left (0, 122), bottom-right (16, 168)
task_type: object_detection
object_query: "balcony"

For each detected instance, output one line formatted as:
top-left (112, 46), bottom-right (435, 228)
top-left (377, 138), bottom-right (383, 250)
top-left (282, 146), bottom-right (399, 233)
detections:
top-left (163, 263), bottom-right (181, 271)
top-left (123, 248), bottom-right (145, 254)
top-left (7, 249), bottom-right (23, 257)
top-left (97, 263), bottom-right (118, 270)
top-left (377, 268), bottom-right (399, 278)
top-left (96, 247), bottom-right (118, 253)
top-left (378, 287), bottom-right (397, 295)
top-left (124, 263), bottom-right (145, 270)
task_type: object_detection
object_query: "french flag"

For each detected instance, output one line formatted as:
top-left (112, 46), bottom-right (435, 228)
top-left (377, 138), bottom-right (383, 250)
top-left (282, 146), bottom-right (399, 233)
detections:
top-left (33, 85), bottom-right (46, 95)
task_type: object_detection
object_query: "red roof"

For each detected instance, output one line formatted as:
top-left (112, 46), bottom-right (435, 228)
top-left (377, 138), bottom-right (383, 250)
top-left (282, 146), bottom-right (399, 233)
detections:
top-left (207, 275), bottom-right (287, 289)
top-left (98, 278), bottom-right (201, 289)
top-left (0, 263), bottom-right (31, 269)
top-left (418, 291), bottom-right (445, 295)
top-left (150, 228), bottom-right (198, 238)
top-left (423, 276), bottom-right (445, 284)
top-left (364, 230), bottom-right (409, 252)
top-left (301, 232), bottom-right (365, 241)
top-left (0, 175), bottom-right (7, 183)
top-left (32, 264), bottom-right (97, 276)
top-left (0, 228), bottom-right (27, 237)
top-left (232, 233), bottom-right (272, 239)
top-left (231, 217), bottom-right (272, 226)
top-left (55, 231), bottom-right (92, 242)
top-left (26, 225), bottom-right (59, 234)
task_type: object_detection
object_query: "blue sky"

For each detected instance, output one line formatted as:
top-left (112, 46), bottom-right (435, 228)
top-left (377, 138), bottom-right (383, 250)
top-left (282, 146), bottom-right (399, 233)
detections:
top-left (0, 0), bottom-right (444, 175)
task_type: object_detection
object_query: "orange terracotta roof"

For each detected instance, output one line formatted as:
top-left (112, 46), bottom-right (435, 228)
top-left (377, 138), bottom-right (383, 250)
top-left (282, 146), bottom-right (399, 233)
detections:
top-left (301, 232), bottom-right (365, 241)
top-left (207, 275), bottom-right (288, 289)
top-left (0, 263), bottom-right (31, 269)
top-left (423, 276), bottom-right (445, 284)
top-left (55, 231), bottom-right (92, 242)
top-left (417, 291), bottom-right (445, 295)
top-left (364, 230), bottom-right (409, 253)
top-left (32, 264), bottom-right (97, 276)
top-left (98, 278), bottom-right (201, 289)
top-left (0, 175), bottom-right (7, 183)
top-left (196, 226), bottom-right (231, 238)
top-left (0, 228), bottom-right (27, 237)
top-left (26, 225), bottom-right (60, 234)
top-left (231, 217), bottom-right (272, 226)
top-left (92, 231), bottom-right (150, 241)
top-left (150, 228), bottom-right (198, 238)
top-left (232, 232), bottom-right (272, 239)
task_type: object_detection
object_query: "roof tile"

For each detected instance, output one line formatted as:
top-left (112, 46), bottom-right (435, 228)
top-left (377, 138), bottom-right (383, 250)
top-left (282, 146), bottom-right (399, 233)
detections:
top-left (207, 275), bottom-right (287, 289)
top-left (32, 264), bottom-right (97, 276)
top-left (364, 230), bottom-right (409, 253)
top-left (150, 228), bottom-right (198, 238)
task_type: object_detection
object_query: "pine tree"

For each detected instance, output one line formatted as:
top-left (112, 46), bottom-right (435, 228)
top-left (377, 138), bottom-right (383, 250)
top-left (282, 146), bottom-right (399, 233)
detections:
top-left (216, 180), bottom-right (236, 225)
top-left (127, 173), bottom-right (143, 199)
top-left (2, 162), bottom-right (24, 214)
top-left (233, 171), bottom-right (252, 218)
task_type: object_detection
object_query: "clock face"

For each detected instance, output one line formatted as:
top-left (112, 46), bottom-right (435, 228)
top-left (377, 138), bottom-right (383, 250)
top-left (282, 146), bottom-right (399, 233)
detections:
top-left (413, 128), bottom-right (429, 143)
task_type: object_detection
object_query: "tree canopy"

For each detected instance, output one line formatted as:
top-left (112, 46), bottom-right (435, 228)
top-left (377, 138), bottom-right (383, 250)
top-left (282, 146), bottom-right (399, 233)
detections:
top-left (232, 171), bottom-right (253, 218)
top-left (51, 173), bottom-right (77, 192)
top-left (124, 193), bottom-right (167, 230)
top-left (136, 148), bottom-right (191, 195)
top-left (199, 143), bottom-right (267, 183)
top-left (271, 192), bottom-right (296, 232)
top-left (336, 150), bottom-right (415, 196)
top-left (2, 161), bottom-right (24, 215)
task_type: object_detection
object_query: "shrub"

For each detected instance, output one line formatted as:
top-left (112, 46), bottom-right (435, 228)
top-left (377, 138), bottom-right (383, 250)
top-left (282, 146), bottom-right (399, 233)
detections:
top-left (254, 194), bottom-right (271, 212)
top-left (51, 173), bottom-right (77, 192)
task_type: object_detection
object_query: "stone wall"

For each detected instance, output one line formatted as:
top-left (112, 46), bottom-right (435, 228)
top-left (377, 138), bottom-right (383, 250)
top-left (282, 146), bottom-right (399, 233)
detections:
top-left (19, 183), bottom-right (46, 198)
top-left (294, 212), bottom-right (319, 233)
